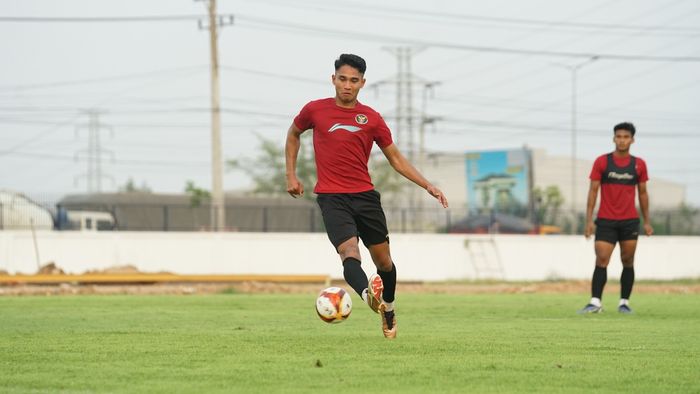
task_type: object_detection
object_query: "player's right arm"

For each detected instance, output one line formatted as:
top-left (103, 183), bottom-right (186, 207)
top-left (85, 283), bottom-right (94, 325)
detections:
top-left (380, 143), bottom-right (448, 208)
top-left (584, 180), bottom-right (600, 239)
top-left (638, 182), bottom-right (653, 236)
top-left (285, 123), bottom-right (306, 198)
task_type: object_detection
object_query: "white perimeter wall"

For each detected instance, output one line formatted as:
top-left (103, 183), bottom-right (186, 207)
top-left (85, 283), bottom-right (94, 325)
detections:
top-left (0, 231), bottom-right (698, 281)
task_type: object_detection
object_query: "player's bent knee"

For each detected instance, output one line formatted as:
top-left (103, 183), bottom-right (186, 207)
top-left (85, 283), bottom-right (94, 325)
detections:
top-left (595, 258), bottom-right (610, 268)
top-left (337, 242), bottom-right (361, 261)
top-left (339, 250), bottom-right (361, 262)
top-left (370, 255), bottom-right (393, 271)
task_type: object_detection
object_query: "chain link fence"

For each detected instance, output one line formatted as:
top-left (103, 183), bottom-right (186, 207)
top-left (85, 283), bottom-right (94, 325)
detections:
top-left (2, 194), bottom-right (699, 235)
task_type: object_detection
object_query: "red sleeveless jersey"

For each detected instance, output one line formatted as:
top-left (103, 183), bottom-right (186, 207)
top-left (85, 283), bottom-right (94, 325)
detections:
top-left (589, 153), bottom-right (648, 220)
top-left (294, 98), bottom-right (393, 193)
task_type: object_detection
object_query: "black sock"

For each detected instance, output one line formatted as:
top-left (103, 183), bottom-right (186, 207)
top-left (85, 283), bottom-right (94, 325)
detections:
top-left (342, 257), bottom-right (368, 297)
top-left (592, 266), bottom-right (607, 299)
top-left (378, 263), bottom-right (397, 303)
top-left (384, 310), bottom-right (395, 330)
top-left (621, 266), bottom-right (635, 299)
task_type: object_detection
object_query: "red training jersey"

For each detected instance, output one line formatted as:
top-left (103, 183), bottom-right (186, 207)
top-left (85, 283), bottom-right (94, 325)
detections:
top-left (589, 153), bottom-right (648, 220)
top-left (293, 98), bottom-right (393, 193)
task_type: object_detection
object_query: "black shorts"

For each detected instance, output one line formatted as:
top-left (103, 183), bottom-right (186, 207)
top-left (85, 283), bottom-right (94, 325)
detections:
top-left (595, 218), bottom-right (640, 244)
top-left (316, 190), bottom-right (389, 251)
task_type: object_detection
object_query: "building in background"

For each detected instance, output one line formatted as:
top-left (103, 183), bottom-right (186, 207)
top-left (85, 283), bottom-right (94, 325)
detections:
top-left (56, 193), bottom-right (322, 232)
top-left (530, 148), bottom-right (684, 211)
top-left (466, 149), bottom-right (532, 216)
top-left (418, 147), bottom-right (685, 211)
top-left (413, 147), bottom-right (686, 233)
top-left (1, 148), bottom-right (687, 234)
top-left (0, 190), bottom-right (54, 230)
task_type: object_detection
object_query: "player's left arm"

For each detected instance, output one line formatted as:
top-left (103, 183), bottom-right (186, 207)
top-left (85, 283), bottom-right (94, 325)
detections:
top-left (380, 143), bottom-right (448, 208)
top-left (638, 182), bottom-right (653, 236)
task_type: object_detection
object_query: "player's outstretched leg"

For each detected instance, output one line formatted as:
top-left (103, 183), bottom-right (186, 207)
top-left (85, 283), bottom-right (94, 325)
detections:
top-left (342, 257), bottom-right (370, 300)
top-left (366, 273), bottom-right (383, 313)
top-left (378, 263), bottom-right (397, 338)
top-left (368, 242), bottom-right (396, 337)
top-left (379, 303), bottom-right (397, 339)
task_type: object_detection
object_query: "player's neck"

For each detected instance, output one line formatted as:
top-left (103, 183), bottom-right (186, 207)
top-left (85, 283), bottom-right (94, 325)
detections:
top-left (613, 149), bottom-right (630, 158)
top-left (334, 96), bottom-right (358, 109)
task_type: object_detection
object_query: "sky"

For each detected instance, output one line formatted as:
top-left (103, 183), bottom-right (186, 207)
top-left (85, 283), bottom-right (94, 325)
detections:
top-left (1, 0), bottom-right (699, 206)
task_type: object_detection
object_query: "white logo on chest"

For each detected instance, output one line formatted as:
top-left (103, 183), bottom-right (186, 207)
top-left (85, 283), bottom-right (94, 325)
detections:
top-left (328, 123), bottom-right (362, 133)
top-left (607, 172), bottom-right (634, 180)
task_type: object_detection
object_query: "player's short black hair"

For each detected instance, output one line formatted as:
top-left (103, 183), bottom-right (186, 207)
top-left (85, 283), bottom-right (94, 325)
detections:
top-left (334, 54), bottom-right (366, 74)
top-left (614, 122), bottom-right (636, 136)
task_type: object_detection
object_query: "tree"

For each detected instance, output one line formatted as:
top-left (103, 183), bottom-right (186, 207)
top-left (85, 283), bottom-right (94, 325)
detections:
top-left (367, 153), bottom-right (406, 200)
top-left (184, 181), bottom-right (210, 207)
top-left (674, 203), bottom-right (699, 235)
top-left (533, 185), bottom-right (564, 225)
top-left (119, 178), bottom-right (151, 193)
top-left (651, 203), bottom-right (700, 235)
top-left (228, 135), bottom-right (316, 200)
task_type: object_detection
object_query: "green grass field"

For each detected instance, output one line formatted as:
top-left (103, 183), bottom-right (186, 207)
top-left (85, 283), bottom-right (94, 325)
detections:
top-left (1, 292), bottom-right (698, 393)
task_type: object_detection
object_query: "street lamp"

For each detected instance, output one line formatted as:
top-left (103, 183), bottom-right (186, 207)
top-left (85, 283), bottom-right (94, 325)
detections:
top-left (551, 56), bottom-right (598, 233)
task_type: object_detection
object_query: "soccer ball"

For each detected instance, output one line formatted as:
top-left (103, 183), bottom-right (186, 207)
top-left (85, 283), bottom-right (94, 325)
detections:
top-left (315, 287), bottom-right (352, 324)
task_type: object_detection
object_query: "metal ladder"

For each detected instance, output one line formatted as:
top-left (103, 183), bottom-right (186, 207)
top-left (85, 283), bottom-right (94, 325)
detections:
top-left (466, 237), bottom-right (505, 280)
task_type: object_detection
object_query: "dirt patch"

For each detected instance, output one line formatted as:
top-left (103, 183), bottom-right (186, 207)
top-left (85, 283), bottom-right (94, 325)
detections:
top-left (84, 265), bottom-right (142, 274)
top-left (1, 280), bottom-right (698, 296)
top-left (37, 262), bottom-right (65, 275)
top-left (5, 262), bottom-right (695, 296)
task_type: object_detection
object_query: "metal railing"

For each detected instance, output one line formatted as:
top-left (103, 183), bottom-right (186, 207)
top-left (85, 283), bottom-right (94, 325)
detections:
top-left (3, 199), bottom-right (699, 235)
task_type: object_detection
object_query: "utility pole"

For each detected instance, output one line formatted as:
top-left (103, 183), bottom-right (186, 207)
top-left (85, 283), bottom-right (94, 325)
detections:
top-left (406, 49), bottom-right (415, 164)
top-left (551, 56), bottom-right (598, 233)
top-left (419, 82), bottom-right (441, 174)
top-left (383, 46), bottom-right (424, 155)
top-left (386, 47), bottom-right (405, 151)
top-left (75, 109), bottom-right (114, 193)
top-left (378, 47), bottom-right (440, 229)
top-left (417, 82), bottom-right (441, 230)
top-left (197, 0), bottom-right (233, 231)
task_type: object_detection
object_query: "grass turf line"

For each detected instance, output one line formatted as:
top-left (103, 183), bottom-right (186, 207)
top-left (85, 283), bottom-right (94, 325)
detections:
top-left (0, 293), bottom-right (698, 393)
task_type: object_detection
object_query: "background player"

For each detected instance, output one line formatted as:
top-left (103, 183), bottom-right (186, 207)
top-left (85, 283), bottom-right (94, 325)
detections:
top-left (579, 122), bottom-right (653, 314)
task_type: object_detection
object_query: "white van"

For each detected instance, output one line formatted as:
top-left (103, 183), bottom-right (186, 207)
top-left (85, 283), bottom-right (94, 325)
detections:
top-left (64, 210), bottom-right (115, 231)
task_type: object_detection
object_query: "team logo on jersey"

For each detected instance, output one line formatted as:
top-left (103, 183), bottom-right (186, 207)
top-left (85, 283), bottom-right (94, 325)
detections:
top-left (607, 171), bottom-right (634, 180)
top-left (328, 123), bottom-right (362, 133)
top-left (355, 114), bottom-right (368, 124)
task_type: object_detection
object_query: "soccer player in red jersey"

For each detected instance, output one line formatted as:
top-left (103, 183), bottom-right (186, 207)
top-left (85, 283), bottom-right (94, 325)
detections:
top-left (579, 122), bottom-right (653, 314)
top-left (285, 54), bottom-right (448, 338)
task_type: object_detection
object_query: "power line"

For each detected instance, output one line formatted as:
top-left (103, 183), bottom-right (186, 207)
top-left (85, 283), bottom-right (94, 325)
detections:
top-left (5, 150), bottom-right (209, 167)
top-left (0, 15), bottom-right (223, 23)
top-left (0, 114), bottom-right (81, 156)
top-left (422, 0), bottom-right (697, 93)
top-left (0, 66), bottom-right (206, 92)
top-left (429, 94), bottom-right (700, 124)
top-left (250, 0), bottom-right (700, 34)
top-left (219, 65), bottom-right (326, 85)
top-left (415, 0), bottom-right (621, 76)
top-left (4, 7), bottom-right (700, 34)
top-left (0, 118), bottom-right (282, 129)
top-left (435, 117), bottom-right (700, 138)
top-left (236, 15), bottom-right (700, 62)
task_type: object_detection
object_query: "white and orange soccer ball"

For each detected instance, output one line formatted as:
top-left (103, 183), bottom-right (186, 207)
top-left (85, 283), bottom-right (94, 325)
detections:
top-left (315, 287), bottom-right (352, 324)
